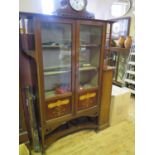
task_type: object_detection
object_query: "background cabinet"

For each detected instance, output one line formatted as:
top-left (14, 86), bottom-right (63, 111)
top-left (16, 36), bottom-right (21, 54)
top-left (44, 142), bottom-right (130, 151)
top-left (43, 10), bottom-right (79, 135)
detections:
top-left (105, 18), bottom-right (131, 86)
top-left (107, 48), bottom-right (130, 86)
top-left (19, 12), bottom-right (112, 152)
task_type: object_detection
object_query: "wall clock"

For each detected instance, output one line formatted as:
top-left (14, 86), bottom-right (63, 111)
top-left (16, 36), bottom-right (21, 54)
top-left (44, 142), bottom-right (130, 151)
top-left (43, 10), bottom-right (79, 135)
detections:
top-left (69, 0), bottom-right (87, 11)
top-left (53, 0), bottom-right (94, 19)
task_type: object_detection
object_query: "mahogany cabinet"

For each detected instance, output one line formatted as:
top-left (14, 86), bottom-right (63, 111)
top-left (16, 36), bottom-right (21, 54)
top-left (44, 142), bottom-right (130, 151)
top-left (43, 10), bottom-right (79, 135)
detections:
top-left (19, 12), bottom-right (113, 152)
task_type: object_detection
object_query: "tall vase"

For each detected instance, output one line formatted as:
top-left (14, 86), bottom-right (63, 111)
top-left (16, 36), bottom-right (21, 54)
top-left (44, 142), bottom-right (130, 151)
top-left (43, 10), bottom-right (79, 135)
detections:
top-left (124, 36), bottom-right (132, 48)
top-left (118, 36), bottom-right (125, 48)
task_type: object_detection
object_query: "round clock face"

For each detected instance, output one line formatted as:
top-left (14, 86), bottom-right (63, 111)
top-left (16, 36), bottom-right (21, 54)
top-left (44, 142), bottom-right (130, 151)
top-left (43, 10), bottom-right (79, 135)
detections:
top-left (69, 0), bottom-right (87, 11)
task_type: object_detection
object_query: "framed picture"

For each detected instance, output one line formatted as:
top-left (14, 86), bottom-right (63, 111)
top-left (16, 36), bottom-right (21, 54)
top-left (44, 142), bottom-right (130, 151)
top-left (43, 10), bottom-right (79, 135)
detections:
top-left (111, 17), bottom-right (131, 39)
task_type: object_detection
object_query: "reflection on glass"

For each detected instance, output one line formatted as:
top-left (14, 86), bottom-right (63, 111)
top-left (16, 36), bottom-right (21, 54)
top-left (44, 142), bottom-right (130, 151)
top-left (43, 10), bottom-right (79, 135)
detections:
top-left (79, 25), bottom-right (102, 90)
top-left (41, 22), bottom-right (72, 99)
top-left (117, 55), bottom-right (128, 84)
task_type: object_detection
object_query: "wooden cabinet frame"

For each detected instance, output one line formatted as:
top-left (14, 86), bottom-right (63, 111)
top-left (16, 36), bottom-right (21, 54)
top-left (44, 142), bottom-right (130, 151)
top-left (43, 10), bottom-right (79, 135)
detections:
top-left (19, 12), bottom-right (113, 153)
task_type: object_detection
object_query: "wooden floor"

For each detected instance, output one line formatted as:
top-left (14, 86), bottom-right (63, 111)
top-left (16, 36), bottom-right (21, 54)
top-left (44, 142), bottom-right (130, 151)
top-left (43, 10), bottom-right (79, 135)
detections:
top-left (21, 96), bottom-right (135, 155)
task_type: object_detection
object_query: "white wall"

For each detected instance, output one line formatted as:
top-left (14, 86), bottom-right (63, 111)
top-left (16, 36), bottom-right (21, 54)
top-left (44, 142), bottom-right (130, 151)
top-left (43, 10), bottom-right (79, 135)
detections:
top-left (19, 0), bottom-right (61, 13)
top-left (19, 0), bottom-right (134, 36)
top-left (92, 0), bottom-right (135, 37)
top-left (19, 0), bottom-right (134, 19)
top-left (19, 0), bottom-right (42, 13)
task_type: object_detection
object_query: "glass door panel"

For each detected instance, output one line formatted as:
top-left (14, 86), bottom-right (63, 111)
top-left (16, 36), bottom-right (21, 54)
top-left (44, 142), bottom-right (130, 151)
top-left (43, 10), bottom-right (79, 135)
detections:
top-left (40, 22), bottom-right (72, 99)
top-left (117, 54), bottom-right (128, 85)
top-left (78, 25), bottom-right (102, 91)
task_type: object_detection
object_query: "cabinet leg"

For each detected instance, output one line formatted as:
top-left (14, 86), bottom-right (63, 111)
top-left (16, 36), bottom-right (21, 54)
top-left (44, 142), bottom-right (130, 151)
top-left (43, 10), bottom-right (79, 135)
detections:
top-left (25, 143), bottom-right (32, 155)
top-left (95, 127), bottom-right (101, 133)
top-left (42, 149), bottom-right (45, 155)
top-left (29, 149), bottom-right (32, 155)
top-left (41, 145), bottom-right (46, 155)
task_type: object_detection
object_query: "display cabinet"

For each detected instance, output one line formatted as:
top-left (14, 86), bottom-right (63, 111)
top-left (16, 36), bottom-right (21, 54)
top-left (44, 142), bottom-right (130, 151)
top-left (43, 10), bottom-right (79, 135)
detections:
top-left (105, 18), bottom-right (131, 86)
top-left (19, 12), bottom-right (113, 153)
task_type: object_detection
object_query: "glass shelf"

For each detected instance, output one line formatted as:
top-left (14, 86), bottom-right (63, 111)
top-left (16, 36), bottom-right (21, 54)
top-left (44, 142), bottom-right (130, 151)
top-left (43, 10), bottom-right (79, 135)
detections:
top-left (79, 66), bottom-right (97, 71)
top-left (44, 65), bottom-right (71, 71)
top-left (44, 70), bottom-right (71, 76)
top-left (45, 90), bottom-right (71, 99)
top-left (41, 22), bottom-right (72, 99)
top-left (80, 44), bottom-right (101, 48)
top-left (45, 90), bottom-right (56, 98)
top-left (78, 24), bottom-right (102, 91)
top-left (79, 84), bottom-right (98, 91)
top-left (44, 66), bottom-right (97, 76)
top-left (42, 44), bottom-right (71, 50)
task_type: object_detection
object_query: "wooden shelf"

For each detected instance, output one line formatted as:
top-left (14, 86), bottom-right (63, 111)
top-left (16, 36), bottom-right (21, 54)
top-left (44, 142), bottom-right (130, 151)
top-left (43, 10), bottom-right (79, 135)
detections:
top-left (42, 44), bottom-right (71, 50)
top-left (42, 44), bottom-right (101, 50)
top-left (44, 65), bottom-right (71, 72)
top-left (45, 91), bottom-right (72, 101)
top-left (79, 66), bottom-right (97, 71)
top-left (44, 66), bottom-right (97, 76)
top-left (42, 45), bottom-right (60, 48)
top-left (79, 86), bottom-right (98, 92)
top-left (44, 70), bottom-right (70, 76)
top-left (80, 44), bottom-right (100, 48)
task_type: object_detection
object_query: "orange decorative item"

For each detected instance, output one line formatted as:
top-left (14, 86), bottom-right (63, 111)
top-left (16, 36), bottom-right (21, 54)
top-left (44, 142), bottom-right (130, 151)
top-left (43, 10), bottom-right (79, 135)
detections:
top-left (124, 36), bottom-right (132, 48)
top-left (118, 36), bottom-right (125, 48)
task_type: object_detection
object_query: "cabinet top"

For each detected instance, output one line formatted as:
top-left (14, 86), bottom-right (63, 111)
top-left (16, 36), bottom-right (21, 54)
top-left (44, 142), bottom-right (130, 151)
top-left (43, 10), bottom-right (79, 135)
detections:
top-left (19, 12), bottom-right (114, 23)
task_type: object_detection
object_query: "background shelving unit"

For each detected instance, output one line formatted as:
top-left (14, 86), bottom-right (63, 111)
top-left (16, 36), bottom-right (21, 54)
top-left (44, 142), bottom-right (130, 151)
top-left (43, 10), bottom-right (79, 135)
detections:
top-left (104, 17), bottom-right (131, 87)
top-left (124, 43), bottom-right (135, 94)
top-left (106, 47), bottom-right (130, 86)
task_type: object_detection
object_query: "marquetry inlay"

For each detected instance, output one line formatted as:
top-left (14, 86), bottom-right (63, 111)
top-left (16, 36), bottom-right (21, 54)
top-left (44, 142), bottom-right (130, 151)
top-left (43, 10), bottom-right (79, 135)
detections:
top-left (79, 93), bottom-right (96, 101)
top-left (48, 99), bottom-right (70, 109)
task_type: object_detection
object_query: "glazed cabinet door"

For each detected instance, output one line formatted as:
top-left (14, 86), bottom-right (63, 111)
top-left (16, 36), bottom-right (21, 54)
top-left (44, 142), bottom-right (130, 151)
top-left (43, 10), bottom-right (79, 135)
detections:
top-left (76, 21), bottom-right (105, 111)
top-left (38, 19), bottom-right (75, 120)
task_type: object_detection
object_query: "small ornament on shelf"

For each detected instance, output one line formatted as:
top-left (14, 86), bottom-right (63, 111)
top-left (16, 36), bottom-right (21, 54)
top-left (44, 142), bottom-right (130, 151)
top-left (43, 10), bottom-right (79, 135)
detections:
top-left (117, 36), bottom-right (125, 48)
top-left (124, 36), bottom-right (132, 48)
top-left (55, 84), bottom-right (70, 94)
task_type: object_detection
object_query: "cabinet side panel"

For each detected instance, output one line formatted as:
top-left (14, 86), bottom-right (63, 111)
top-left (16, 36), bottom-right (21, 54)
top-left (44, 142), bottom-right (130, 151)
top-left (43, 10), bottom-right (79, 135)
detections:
top-left (99, 70), bottom-right (113, 129)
